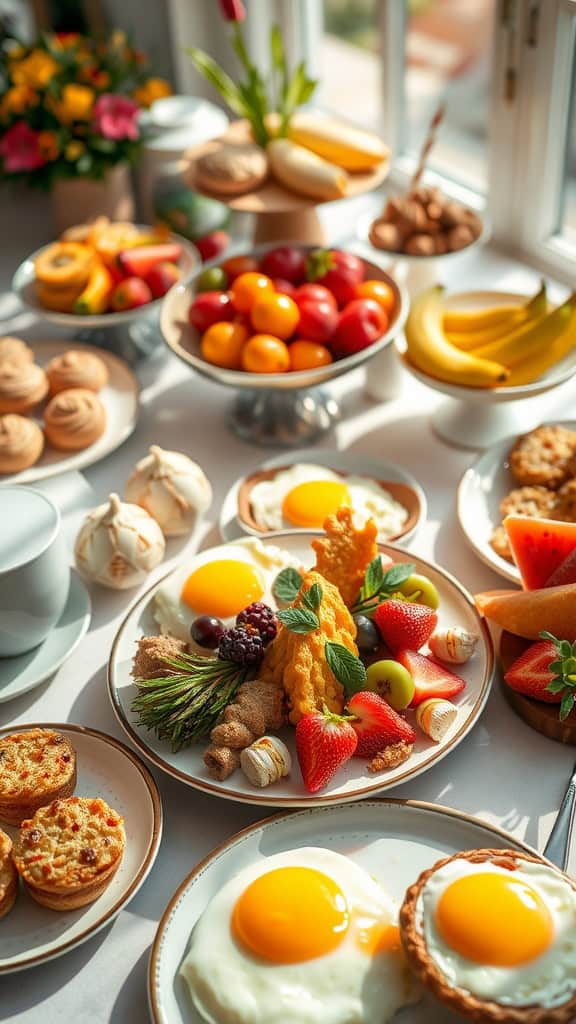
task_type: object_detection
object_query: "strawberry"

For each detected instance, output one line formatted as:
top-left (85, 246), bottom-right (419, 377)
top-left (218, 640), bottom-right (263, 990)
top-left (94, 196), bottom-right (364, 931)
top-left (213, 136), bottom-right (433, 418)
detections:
top-left (397, 650), bottom-right (466, 707)
top-left (295, 708), bottom-right (358, 793)
top-left (503, 639), bottom-right (563, 702)
top-left (347, 691), bottom-right (416, 758)
top-left (373, 600), bottom-right (437, 654)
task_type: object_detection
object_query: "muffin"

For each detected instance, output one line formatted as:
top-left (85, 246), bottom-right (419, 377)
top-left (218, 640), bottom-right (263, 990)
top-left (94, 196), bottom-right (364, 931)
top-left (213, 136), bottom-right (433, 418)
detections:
top-left (0, 829), bottom-right (17, 919)
top-left (0, 728), bottom-right (77, 826)
top-left (13, 796), bottom-right (125, 911)
top-left (44, 388), bottom-right (106, 451)
top-left (0, 336), bottom-right (34, 366)
top-left (0, 414), bottom-right (44, 474)
top-left (0, 361), bottom-right (48, 414)
top-left (46, 349), bottom-right (109, 395)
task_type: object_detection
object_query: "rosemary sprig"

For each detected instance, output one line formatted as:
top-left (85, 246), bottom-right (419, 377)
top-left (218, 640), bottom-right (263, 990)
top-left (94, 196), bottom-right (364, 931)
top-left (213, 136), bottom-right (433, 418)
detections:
top-left (131, 652), bottom-right (247, 753)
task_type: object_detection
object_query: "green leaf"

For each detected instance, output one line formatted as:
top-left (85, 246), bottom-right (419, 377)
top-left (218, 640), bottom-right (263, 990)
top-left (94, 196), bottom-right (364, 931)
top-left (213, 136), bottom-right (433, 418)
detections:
top-left (185, 48), bottom-right (248, 118)
top-left (560, 691), bottom-right (575, 721)
top-left (381, 563), bottom-right (416, 590)
top-left (546, 678), bottom-right (568, 694)
top-left (273, 567), bottom-right (303, 604)
top-left (302, 583), bottom-right (323, 612)
top-left (560, 640), bottom-right (573, 658)
top-left (364, 557), bottom-right (384, 597)
top-left (325, 642), bottom-right (367, 695)
top-left (270, 25), bottom-right (287, 74)
top-left (277, 607), bottom-right (319, 634)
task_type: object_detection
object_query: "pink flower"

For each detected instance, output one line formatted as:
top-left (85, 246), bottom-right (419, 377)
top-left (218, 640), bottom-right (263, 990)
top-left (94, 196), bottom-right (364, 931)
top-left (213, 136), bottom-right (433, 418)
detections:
top-left (219, 0), bottom-right (246, 21)
top-left (93, 94), bottom-right (140, 141)
top-left (0, 121), bottom-right (46, 173)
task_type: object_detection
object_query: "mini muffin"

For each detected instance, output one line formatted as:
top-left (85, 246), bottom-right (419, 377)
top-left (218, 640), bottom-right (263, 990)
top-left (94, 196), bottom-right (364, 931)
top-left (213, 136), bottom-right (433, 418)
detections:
top-left (46, 349), bottom-right (109, 395)
top-left (44, 388), bottom-right (106, 451)
top-left (0, 728), bottom-right (77, 826)
top-left (509, 425), bottom-right (576, 489)
top-left (0, 361), bottom-right (48, 414)
top-left (499, 485), bottom-right (556, 519)
top-left (13, 796), bottom-right (125, 911)
top-left (552, 479), bottom-right (576, 523)
top-left (0, 829), bottom-right (17, 919)
top-left (0, 414), bottom-right (44, 473)
top-left (400, 848), bottom-right (576, 1024)
top-left (0, 336), bottom-right (34, 366)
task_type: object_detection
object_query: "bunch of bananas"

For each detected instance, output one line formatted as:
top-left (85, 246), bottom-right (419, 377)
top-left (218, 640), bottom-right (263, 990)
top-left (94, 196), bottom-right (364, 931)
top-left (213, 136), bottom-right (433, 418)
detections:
top-left (405, 283), bottom-right (576, 388)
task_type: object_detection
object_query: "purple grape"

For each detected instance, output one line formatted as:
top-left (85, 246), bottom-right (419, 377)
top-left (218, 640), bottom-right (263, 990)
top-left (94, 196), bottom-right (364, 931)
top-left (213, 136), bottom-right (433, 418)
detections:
top-left (190, 615), bottom-right (225, 649)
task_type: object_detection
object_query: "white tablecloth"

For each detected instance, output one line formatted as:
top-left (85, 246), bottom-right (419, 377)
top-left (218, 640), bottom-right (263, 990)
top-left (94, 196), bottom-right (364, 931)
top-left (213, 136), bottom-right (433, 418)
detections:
top-left (2, 191), bottom-right (575, 1023)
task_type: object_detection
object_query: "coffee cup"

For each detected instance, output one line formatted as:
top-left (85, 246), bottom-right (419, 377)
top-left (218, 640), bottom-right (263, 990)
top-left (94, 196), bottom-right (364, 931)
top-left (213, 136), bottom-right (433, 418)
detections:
top-left (0, 487), bottom-right (70, 657)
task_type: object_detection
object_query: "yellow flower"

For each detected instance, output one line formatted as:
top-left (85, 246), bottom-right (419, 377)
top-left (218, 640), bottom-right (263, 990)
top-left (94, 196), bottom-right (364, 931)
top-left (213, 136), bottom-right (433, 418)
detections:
top-left (38, 131), bottom-right (59, 161)
top-left (50, 84), bottom-right (94, 124)
top-left (65, 140), bottom-right (85, 161)
top-left (11, 50), bottom-right (59, 89)
top-left (133, 77), bottom-right (172, 108)
top-left (0, 85), bottom-right (37, 118)
top-left (6, 43), bottom-right (26, 61)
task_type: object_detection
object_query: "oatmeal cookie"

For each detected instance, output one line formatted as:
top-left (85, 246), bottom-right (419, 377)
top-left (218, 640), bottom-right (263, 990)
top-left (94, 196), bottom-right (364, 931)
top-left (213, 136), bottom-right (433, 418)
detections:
top-left (509, 425), bottom-right (576, 489)
top-left (552, 479), bottom-right (576, 522)
top-left (499, 485), bottom-right (556, 519)
top-left (489, 525), bottom-right (513, 562)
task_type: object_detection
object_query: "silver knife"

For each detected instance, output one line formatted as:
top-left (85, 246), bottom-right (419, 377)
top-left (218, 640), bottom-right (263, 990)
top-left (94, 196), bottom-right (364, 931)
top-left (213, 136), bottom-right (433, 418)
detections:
top-left (543, 760), bottom-right (576, 871)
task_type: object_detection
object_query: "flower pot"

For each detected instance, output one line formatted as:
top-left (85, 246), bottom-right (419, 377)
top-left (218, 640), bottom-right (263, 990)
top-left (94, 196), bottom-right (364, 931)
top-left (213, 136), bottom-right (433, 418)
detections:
top-left (51, 162), bottom-right (135, 233)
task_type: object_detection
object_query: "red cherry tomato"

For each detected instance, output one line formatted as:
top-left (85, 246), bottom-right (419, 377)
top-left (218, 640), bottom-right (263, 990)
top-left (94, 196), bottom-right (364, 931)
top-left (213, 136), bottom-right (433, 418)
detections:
top-left (295, 283), bottom-right (337, 310)
top-left (307, 248), bottom-right (365, 306)
top-left (333, 298), bottom-right (388, 356)
top-left (297, 298), bottom-right (338, 344)
top-left (188, 291), bottom-right (234, 333)
top-left (259, 246), bottom-right (306, 283)
top-left (221, 254), bottom-right (259, 281)
top-left (195, 230), bottom-right (230, 262)
top-left (272, 277), bottom-right (297, 298)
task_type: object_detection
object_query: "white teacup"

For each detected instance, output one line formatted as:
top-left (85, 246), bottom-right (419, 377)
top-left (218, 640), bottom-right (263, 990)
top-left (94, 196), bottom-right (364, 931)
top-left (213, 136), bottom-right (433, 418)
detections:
top-left (0, 487), bottom-right (70, 657)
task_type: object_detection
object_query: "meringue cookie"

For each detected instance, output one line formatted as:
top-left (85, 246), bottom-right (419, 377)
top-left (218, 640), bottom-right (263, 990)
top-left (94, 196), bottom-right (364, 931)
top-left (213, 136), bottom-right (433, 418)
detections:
top-left (44, 388), bottom-right (106, 451)
top-left (240, 736), bottom-right (291, 787)
top-left (0, 337), bottom-right (34, 366)
top-left (75, 493), bottom-right (166, 589)
top-left (0, 361), bottom-right (48, 414)
top-left (125, 445), bottom-right (212, 537)
top-left (0, 415), bottom-right (44, 474)
top-left (46, 350), bottom-right (109, 395)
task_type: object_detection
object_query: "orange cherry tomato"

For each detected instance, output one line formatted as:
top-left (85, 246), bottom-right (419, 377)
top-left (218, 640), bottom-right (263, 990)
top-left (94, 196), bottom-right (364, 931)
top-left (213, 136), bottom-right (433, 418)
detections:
top-left (200, 321), bottom-right (248, 370)
top-left (289, 340), bottom-right (333, 371)
top-left (355, 279), bottom-right (395, 317)
top-left (230, 272), bottom-right (274, 313)
top-left (251, 292), bottom-right (299, 340)
top-left (241, 334), bottom-right (290, 374)
top-left (221, 255), bottom-right (259, 281)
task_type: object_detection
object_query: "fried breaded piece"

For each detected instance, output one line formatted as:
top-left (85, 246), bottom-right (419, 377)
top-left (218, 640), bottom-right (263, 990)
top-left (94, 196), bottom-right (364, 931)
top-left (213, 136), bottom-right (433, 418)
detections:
top-left (132, 635), bottom-right (188, 680)
top-left (259, 569), bottom-right (357, 724)
top-left (509, 425), bottom-right (576, 489)
top-left (203, 678), bottom-right (285, 780)
top-left (368, 740), bottom-right (413, 773)
top-left (203, 746), bottom-right (241, 781)
top-left (312, 506), bottom-right (378, 607)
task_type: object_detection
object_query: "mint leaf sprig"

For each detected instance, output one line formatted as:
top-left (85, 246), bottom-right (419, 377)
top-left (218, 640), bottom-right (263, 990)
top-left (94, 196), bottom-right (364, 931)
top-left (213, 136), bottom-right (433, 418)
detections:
top-left (351, 558), bottom-right (416, 616)
top-left (273, 567), bottom-right (304, 604)
top-left (277, 582), bottom-right (321, 634)
top-left (541, 630), bottom-right (576, 721)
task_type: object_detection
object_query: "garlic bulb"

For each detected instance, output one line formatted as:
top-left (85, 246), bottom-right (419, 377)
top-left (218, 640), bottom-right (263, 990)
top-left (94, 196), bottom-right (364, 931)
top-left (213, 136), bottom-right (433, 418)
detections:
top-left (125, 445), bottom-right (212, 537)
top-left (428, 626), bottom-right (479, 664)
top-left (240, 736), bottom-right (291, 787)
top-left (75, 493), bottom-right (165, 589)
top-left (416, 699), bottom-right (458, 743)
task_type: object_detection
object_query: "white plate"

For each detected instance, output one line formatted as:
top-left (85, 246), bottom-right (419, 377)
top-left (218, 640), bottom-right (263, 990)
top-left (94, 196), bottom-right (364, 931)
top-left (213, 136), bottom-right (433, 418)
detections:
top-left (148, 798), bottom-right (534, 1024)
top-left (457, 420), bottom-right (576, 583)
top-left (0, 573), bottom-right (91, 704)
top-left (0, 341), bottom-right (139, 485)
top-left (0, 723), bottom-right (162, 974)
top-left (219, 448), bottom-right (427, 543)
top-left (108, 531), bottom-right (494, 808)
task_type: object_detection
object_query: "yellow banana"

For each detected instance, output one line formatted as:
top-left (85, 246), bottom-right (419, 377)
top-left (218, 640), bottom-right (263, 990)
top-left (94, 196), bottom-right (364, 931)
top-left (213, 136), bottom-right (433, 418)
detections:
top-left (504, 308), bottom-right (576, 386)
top-left (445, 283), bottom-right (548, 351)
top-left (405, 286), bottom-right (510, 388)
top-left (288, 113), bottom-right (388, 171)
top-left (444, 304), bottom-right (520, 334)
top-left (473, 294), bottom-right (576, 368)
top-left (267, 138), bottom-right (348, 201)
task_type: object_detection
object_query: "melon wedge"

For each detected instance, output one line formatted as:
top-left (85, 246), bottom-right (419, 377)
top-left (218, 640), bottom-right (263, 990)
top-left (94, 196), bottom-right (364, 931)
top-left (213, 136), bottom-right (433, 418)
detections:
top-left (474, 584), bottom-right (576, 640)
top-left (503, 515), bottom-right (576, 590)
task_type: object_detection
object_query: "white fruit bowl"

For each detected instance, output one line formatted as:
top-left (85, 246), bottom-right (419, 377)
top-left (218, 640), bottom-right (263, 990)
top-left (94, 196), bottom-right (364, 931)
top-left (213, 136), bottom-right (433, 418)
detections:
top-left (396, 290), bottom-right (576, 450)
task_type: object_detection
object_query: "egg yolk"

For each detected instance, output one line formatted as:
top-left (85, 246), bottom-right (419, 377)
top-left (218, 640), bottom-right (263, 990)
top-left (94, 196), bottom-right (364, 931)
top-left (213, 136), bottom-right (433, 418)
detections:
top-left (357, 922), bottom-right (401, 956)
top-left (181, 560), bottom-right (263, 618)
top-left (232, 867), bottom-right (349, 963)
top-left (435, 871), bottom-right (554, 966)
top-left (282, 481), bottom-right (352, 528)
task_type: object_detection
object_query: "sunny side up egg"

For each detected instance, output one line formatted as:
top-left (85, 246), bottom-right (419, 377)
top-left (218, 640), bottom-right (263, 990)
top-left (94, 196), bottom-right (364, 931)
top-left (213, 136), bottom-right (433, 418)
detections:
top-left (153, 538), bottom-right (301, 642)
top-left (418, 857), bottom-right (576, 1009)
top-left (180, 847), bottom-right (420, 1024)
top-left (249, 464), bottom-right (408, 541)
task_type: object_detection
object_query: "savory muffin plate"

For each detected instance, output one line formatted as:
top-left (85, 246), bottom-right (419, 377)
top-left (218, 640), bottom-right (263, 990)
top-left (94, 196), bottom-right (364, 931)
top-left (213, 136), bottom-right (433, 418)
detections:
top-left (108, 530), bottom-right (493, 808)
top-left (0, 723), bottom-right (162, 974)
top-left (0, 341), bottom-right (139, 485)
top-left (148, 798), bottom-right (534, 1024)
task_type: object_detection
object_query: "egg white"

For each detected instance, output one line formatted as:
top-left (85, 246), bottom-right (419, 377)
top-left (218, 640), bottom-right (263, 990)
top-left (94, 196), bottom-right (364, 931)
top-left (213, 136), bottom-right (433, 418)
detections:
top-left (248, 464), bottom-right (408, 540)
top-left (153, 537), bottom-right (301, 641)
top-left (417, 857), bottom-right (576, 1009)
top-left (180, 847), bottom-right (420, 1024)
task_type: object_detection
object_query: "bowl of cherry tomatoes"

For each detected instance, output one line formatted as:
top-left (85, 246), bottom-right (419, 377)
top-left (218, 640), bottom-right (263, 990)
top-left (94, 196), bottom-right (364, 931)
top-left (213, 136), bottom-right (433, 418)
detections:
top-left (160, 243), bottom-right (408, 445)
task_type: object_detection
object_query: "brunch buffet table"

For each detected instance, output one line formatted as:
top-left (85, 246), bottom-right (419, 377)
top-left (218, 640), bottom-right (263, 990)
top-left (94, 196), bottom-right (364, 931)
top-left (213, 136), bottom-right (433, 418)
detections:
top-left (2, 191), bottom-right (576, 1024)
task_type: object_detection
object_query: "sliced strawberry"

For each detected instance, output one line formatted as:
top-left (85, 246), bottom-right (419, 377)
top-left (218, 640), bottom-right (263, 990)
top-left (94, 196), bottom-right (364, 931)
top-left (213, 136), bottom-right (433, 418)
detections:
top-left (295, 708), bottom-right (358, 793)
top-left (503, 639), bottom-right (561, 702)
top-left (118, 243), bottom-right (182, 278)
top-left (397, 650), bottom-right (466, 707)
top-left (373, 600), bottom-right (437, 654)
top-left (347, 691), bottom-right (416, 758)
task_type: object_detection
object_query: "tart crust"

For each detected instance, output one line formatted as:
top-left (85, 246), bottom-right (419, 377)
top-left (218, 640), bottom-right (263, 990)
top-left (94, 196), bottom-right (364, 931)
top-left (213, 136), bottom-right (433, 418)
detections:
top-left (399, 848), bottom-right (576, 1024)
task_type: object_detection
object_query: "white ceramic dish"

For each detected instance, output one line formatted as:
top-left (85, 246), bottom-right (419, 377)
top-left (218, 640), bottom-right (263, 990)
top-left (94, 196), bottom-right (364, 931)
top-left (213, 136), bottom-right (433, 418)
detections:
top-left (0, 573), bottom-right (91, 703)
top-left (219, 448), bottom-right (427, 543)
top-left (0, 341), bottom-right (139, 485)
top-left (148, 798), bottom-right (534, 1024)
top-left (108, 531), bottom-right (494, 808)
top-left (457, 419), bottom-right (576, 584)
top-left (0, 723), bottom-right (162, 974)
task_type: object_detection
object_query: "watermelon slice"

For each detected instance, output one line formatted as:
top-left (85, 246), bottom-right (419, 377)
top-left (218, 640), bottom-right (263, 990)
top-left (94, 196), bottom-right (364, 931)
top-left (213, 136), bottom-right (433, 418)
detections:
top-left (503, 515), bottom-right (576, 590)
top-left (118, 243), bottom-right (182, 278)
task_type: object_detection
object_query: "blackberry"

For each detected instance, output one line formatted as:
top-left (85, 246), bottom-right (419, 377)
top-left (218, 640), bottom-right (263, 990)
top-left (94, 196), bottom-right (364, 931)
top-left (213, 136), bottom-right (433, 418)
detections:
top-left (236, 601), bottom-right (278, 644)
top-left (218, 626), bottom-right (264, 667)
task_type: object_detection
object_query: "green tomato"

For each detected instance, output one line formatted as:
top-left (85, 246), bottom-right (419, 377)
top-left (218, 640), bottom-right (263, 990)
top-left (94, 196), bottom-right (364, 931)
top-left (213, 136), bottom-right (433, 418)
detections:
top-left (365, 660), bottom-right (415, 710)
top-left (396, 573), bottom-right (439, 610)
top-left (196, 266), bottom-right (229, 293)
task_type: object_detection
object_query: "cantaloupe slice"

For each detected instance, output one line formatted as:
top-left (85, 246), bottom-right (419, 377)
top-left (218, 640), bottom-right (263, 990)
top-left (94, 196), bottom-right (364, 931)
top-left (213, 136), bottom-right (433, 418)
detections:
top-left (474, 584), bottom-right (576, 640)
top-left (503, 515), bottom-right (576, 590)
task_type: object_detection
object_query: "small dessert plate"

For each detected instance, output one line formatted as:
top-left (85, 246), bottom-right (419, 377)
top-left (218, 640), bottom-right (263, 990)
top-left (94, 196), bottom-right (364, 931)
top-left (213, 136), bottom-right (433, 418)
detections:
top-left (0, 573), bottom-right (91, 704)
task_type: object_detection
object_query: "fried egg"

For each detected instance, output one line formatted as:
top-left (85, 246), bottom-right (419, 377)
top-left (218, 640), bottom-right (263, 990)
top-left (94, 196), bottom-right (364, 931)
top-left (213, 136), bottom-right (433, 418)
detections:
top-left (180, 847), bottom-right (419, 1024)
top-left (248, 464), bottom-right (408, 540)
top-left (153, 537), bottom-right (300, 641)
top-left (417, 856), bottom-right (576, 1009)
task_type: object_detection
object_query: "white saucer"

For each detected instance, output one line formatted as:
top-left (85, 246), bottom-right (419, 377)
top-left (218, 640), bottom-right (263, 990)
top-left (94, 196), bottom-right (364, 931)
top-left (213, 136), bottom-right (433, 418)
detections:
top-left (0, 573), bottom-right (91, 703)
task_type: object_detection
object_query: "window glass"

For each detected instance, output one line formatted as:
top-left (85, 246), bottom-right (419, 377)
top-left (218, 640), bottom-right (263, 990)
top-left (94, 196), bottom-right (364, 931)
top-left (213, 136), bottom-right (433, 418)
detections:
top-left (559, 29), bottom-right (576, 242)
top-left (320, 0), bottom-right (381, 129)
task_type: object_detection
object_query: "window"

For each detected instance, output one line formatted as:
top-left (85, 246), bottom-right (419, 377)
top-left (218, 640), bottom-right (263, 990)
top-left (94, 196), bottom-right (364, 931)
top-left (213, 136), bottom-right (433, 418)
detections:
top-left (559, 23), bottom-right (576, 242)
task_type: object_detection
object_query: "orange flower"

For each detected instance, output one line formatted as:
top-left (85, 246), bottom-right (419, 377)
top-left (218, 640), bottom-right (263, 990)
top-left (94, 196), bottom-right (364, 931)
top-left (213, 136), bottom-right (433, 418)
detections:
top-left (133, 77), bottom-right (172, 108)
top-left (11, 50), bottom-right (59, 89)
top-left (0, 85), bottom-right (37, 118)
top-left (50, 84), bottom-right (94, 123)
top-left (38, 131), bottom-right (59, 161)
top-left (65, 140), bottom-right (85, 161)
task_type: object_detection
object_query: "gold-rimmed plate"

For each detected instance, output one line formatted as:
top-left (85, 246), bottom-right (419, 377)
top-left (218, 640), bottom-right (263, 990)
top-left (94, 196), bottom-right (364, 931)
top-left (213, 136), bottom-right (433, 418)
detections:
top-left (108, 531), bottom-right (494, 808)
top-left (0, 723), bottom-right (162, 974)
